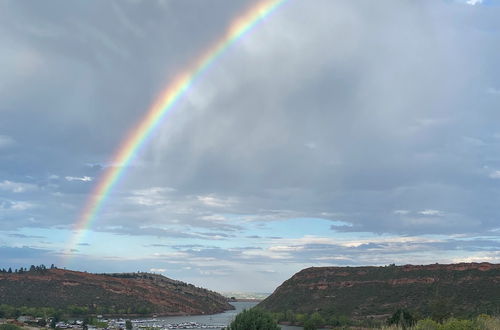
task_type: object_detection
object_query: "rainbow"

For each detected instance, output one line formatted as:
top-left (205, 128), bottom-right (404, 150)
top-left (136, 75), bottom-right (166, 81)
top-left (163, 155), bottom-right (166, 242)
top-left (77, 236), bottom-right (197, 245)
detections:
top-left (64, 0), bottom-right (288, 260)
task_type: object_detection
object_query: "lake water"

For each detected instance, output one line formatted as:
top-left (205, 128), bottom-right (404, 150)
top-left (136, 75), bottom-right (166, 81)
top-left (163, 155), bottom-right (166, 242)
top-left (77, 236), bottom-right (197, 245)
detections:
top-left (136, 301), bottom-right (302, 329)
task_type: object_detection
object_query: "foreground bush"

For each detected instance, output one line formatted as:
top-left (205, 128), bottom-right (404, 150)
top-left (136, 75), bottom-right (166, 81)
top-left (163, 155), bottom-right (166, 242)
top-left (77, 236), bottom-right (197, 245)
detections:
top-left (439, 318), bottom-right (476, 330)
top-left (388, 309), bottom-right (416, 329)
top-left (415, 318), bottom-right (440, 330)
top-left (405, 315), bottom-right (500, 330)
top-left (227, 308), bottom-right (280, 330)
top-left (0, 324), bottom-right (22, 330)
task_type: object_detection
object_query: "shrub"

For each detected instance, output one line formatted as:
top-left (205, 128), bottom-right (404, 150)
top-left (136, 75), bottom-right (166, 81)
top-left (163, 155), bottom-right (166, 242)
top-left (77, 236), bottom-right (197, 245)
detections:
top-left (476, 314), bottom-right (500, 330)
top-left (388, 309), bottom-right (416, 329)
top-left (415, 318), bottom-right (439, 330)
top-left (0, 324), bottom-right (23, 330)
top-left (227, 308), bottom-right (280, 330)
top-left (439, 318), bottom-right (476, 330)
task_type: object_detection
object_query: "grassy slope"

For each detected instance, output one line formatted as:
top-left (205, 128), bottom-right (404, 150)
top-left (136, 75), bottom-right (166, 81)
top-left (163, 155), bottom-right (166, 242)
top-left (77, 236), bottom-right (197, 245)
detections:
top-left (258, 263), bottom-right (500, 319)
top-left (0, 269), bottom-right (233, 316)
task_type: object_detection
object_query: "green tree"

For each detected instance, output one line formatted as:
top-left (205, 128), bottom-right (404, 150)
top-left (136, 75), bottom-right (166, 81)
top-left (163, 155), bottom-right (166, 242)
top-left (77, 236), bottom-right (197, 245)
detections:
top-left (388, 309), bottom-right (416, 329)
top-left (294, 313), bottom-right (307, 324)
top-left (429, 297), bottom-right (451, 323)
top-left (303, 318), bottom-right (317, 330)
top-left (303, 312), bottom-right (325, 330)
top-left (125, 320), bottom-right (133, 330)
top-left (228, 308), bottom-right (280, 330)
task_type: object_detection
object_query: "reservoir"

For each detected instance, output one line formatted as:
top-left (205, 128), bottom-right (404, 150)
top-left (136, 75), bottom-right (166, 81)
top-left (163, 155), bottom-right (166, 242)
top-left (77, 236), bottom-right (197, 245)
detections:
top-left (136, 301), bottom-right (302, 329)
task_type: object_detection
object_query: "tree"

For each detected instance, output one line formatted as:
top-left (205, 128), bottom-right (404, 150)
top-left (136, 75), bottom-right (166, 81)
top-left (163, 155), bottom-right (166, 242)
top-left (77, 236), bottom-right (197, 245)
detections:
top-left (303, 312), bottom-right (325, 330)
top-left (125, 320), bottom-right (133, 330)
top-left (388, 309), bottom-right (416, 329)
top-left (228, 308), bottom-right (280, 330)
top-left (430, 297), bottom-right (451, 323)
top-left (303, 319), bottom-right (317, 330)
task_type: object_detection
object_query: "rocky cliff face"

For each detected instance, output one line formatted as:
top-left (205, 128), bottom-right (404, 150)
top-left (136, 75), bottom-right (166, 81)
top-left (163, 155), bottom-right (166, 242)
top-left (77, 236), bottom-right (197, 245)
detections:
top-left (0, 269), bottom-right (233, 316)
top-left (258, 263), bottom-right (500, 319)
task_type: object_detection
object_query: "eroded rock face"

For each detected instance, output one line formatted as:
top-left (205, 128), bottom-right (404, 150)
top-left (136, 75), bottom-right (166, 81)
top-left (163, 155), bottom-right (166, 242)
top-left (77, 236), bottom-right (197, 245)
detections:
top-left (0, 269), bottom-right (233, 316)
top-left (258, 263), bottom-right (500, 319)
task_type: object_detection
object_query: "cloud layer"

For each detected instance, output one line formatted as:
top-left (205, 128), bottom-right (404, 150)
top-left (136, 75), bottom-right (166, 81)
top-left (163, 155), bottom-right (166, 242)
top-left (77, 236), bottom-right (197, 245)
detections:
top-left (0, 0), bottom-right (499, 291)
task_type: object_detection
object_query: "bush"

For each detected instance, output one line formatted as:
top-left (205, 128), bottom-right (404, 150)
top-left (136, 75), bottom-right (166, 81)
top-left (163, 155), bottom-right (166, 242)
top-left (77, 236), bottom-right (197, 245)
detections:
top-left (303, 312), bottom-right (325, 330)
top-left (476, 314), bottom-right (500, 330)
top-left (0, 324), bottom-right (23, 330)
top-left (415, 318), bottom-right (439, 330)
top-left (439, 318), bottom-right (476, 330)
top-left (227, 308), bottom-right (280, 330)
top-left (388, 309), bottom-right (416, 329)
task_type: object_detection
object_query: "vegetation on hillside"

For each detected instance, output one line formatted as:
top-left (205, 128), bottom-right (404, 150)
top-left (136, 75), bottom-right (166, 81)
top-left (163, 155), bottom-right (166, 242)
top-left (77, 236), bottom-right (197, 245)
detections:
top-left (0, 266), bottom-right (233, 316)
top-left (0, 304), bottom-right (151, 319)
top-left (259, 263), bottom-right (500, 322)
top-left (0, 325), bottom-right (23, 330)
top-left (268, 310), bottom-right (500, 329)
top-left (385, 314), bottom-right (500, 330)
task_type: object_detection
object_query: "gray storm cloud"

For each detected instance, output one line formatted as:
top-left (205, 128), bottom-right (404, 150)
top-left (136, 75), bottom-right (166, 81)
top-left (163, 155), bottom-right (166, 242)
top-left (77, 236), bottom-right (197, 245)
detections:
top-left (0, 0), bottom-right (499, 290)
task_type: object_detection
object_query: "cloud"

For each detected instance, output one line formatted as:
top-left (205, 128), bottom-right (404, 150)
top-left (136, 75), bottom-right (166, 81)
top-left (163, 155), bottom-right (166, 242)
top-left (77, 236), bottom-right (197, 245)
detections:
top-left (197, 194), bottom-right (236, 208)
top-left (0, 246), bottom-right (56, 268)
top-left (150, 268), bottom-right (167, 273)
top-left (418, 209), bottom-right (444, 216)
top-left (489, 171), bottom-right (500, 179)
top-left (0, 180), bottom-right (37, 193)
top-left (487, 87), bottom-right (500, 95)
top-left (0, 135), bottom-right (15, 148)
top-left (8, 233), bottom-right (45, 239)
top-left (1, 0), bottom-right (500, 292)
top-left (65, 176), bottom-right (93, 182)
top-left (466, 0), bottom-right (483, 5)
top-left (9, 201), bottom-right (36, 211)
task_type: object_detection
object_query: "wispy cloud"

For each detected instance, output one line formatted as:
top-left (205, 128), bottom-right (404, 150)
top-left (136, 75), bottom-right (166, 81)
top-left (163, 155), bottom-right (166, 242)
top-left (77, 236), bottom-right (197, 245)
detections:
top-left (418, 209), bottom-right (444, 216)
top-left (489, 171), bottom-right (500, 179)
top-left (0, 135), bottom-right (15, 148)
top-left (65, 176), bottom-right (93, 182)
top-left (8, 233), bottom-right (45, 239)
top-left (466, 0), bottom-right (483, 5)
top-left (197, 194), bottom-right (236, 208)
top-left (487, 87), bottom-right (500, 95)
top-left (0, 180), bottom-right (37, 193)
top-left (150, 268), bottom-right (167, 273)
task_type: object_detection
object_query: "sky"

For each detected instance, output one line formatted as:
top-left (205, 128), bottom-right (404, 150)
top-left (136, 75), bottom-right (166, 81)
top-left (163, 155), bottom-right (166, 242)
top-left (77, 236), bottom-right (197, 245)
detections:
top-left (0, 0), bottom-right (499, 293)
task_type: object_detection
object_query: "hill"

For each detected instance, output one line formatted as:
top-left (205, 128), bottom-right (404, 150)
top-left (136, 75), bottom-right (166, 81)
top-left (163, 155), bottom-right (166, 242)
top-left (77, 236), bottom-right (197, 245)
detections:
top-left (0, 268), bottom-right (233, 316)
top-left (258, 263), bottom-right (500, 320)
